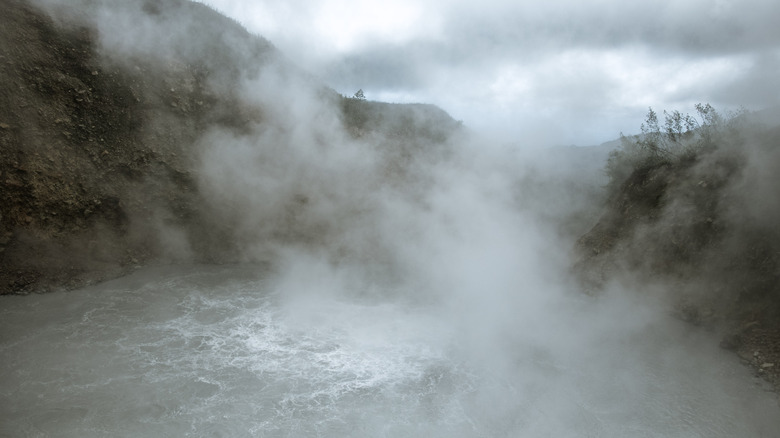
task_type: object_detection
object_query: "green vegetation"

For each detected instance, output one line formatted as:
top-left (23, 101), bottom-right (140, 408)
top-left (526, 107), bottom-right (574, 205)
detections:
top-left (604, 104), bottom-right (746, 196)
top-left (578, 104), bottom-right (780, 386)
top-left (338, 95), bottom-right (462, 144)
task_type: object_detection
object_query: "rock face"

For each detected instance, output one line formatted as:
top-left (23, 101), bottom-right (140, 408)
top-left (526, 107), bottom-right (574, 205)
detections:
top-left (0, 0), bottom-right (462, 294)
top-left (574, 113), bottom-right (780, 388)
top-left (2, 0), bottom-right (158, 292)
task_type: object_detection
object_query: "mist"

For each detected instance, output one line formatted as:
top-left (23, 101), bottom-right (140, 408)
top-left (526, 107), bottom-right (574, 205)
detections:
top-left (2, 0), bottom-right (778, 435)
top-left (197, 0), bottom-right (780, 146)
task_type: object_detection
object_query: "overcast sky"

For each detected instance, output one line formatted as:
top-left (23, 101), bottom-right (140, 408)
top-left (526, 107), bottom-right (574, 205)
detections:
top-left (198, 0), bottom-right (780, 146)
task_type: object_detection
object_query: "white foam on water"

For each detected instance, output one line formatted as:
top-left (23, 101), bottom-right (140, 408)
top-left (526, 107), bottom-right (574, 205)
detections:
top-left (1, 265), bottom-right (779, 437)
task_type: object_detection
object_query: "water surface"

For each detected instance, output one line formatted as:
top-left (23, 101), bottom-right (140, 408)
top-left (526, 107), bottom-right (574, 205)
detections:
top-left (1, 265), bottom-right (777, 437)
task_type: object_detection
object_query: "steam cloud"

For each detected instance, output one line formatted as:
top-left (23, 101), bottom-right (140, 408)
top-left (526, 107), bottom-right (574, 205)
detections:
top-left (24, 0), bottom-right (780, 434)
top-left (35, 0), bottom-right (616, 377)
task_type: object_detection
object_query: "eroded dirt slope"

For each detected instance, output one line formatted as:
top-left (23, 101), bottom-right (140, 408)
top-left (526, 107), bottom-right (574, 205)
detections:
top-left (0, 0), bottom-right (462, 294)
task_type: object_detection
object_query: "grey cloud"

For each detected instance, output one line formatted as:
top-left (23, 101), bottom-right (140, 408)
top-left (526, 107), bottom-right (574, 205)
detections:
top-left (206, 0), bottom-right (780, 60)
top-left (321, 46), bottom-right (433, 93)
top-left (37, 0), bottom-right (780, 146)
top-left (711, 51), bottom-right (780, 108)
top-left (441, 1), bottom-right (780, 58)
top-left (191, 0), bottom-right (780, 145)
top-left (319, 0), bottom-right (780, 92)
top-left (660, 50), bottom-right (780, 110)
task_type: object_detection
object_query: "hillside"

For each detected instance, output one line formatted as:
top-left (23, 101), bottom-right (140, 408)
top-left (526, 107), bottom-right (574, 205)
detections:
top-left (575, 107), bottom-right (780, 387)
top-left (0, 0), bottom-right (463, 294)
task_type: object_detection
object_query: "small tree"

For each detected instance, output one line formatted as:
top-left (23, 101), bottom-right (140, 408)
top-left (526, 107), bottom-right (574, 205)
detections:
top-left (605, 104), bottom-right (736, 196)
top-left (353, 89), bottom-right (366, 100)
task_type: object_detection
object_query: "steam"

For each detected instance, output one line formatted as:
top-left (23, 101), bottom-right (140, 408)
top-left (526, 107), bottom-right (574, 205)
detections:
top-left (21, 0), bottom-right (780, 434)
top-left (183, 64), bottom-right (657, 424)
top-left (30, 0), bottom-right (682, 371)
top-left (175, 25), bottom-right (614, 398)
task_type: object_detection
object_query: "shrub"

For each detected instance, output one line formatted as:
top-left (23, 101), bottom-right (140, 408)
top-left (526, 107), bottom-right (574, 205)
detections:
top-left (605, 104), bottom-right (744, 195)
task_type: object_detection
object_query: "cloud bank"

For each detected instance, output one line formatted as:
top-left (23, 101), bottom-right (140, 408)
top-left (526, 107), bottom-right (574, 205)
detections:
top-left (200, 0), bottom-right (780, 145)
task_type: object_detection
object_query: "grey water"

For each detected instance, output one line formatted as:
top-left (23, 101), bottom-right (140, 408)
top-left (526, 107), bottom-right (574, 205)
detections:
top-left (1, 264), bottom-right (778, 437)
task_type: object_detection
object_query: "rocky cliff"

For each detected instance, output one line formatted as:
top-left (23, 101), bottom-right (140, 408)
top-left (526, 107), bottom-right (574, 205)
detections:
top-left (0, 0), bottom-right (462, 294)
top-left (575, 109), bottom-right (780, 386)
